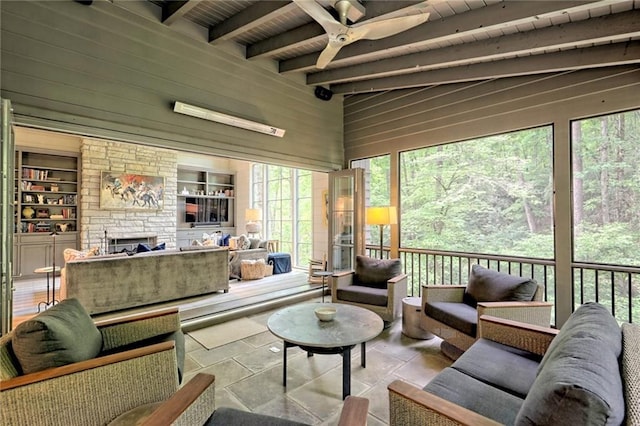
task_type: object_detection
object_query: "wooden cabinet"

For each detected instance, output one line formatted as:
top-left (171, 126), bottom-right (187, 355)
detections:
top-left (14, 149), bottom-right (79, 278)
top-left (176, 167), bottom-right (235, 246)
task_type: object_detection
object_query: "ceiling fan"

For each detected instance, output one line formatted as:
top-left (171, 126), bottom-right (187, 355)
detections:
top-left (293, 0), bottom-right (430, 69)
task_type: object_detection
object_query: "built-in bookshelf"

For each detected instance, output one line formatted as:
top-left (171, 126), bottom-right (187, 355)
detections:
top-left (14, 149), bottom-right (79, 278)
top-left (176, 167), bottom-right (235, 246)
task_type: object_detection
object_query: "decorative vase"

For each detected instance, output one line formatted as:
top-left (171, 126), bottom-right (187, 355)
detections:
top-left (22, 206), bottom-right (35, 219)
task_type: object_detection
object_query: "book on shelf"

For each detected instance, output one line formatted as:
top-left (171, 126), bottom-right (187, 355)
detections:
top-left (22, 168), bottom-right (49, 180)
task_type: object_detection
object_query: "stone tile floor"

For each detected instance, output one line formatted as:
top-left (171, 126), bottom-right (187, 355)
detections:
top-left (181, 298), bottom-right (452, 425)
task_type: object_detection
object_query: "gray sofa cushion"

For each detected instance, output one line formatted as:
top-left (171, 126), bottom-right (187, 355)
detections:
top-left (515, 302), bottom-right (624, 426)
top-left (337, 285), bottom-right (388, 306)
top-left (353, 255), bottom-right (401, 289)
top-left (206, 407), bottom-right (308, 425)
top-left (452, 338), bottom-right (542, 399)
top-left (11, 298), bottom-right (102, 374)
top-left (463, 265), bottom-right (538, 307)
top-left (424, 367), bottom-right (524, 425)
top-left (424, 301), bottom-right (477, 336)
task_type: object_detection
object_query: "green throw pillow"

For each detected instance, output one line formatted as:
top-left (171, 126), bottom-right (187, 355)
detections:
top-left (12, 298), bottom-right (102, 374)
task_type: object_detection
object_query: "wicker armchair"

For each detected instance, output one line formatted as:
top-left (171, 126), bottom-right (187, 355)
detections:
top-left (331, 255), bottom-right (407, 323)
top-left (420, 265), bottom-right (552, 358)
top-left (1, 304), bottom-right (188, 426)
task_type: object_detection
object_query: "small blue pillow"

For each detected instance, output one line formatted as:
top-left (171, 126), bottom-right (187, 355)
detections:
top-left (221, 234), bottom-right (231, 247)
top-left (136, 243), bottom-right (151, 253)
top-left (152, 242), bottom-right (166, 251)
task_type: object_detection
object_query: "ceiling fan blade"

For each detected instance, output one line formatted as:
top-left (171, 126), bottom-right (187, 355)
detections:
top-left (292, 0), bottom-right (344, 35)
top-left (351, 13), bottom-right (430, 41)
top-left (316, 39), bottom-right (343, 69)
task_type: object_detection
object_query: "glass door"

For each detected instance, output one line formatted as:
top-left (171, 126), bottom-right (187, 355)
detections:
top-left (328, 168), bottom-right (364, 272)
top-left (1, 99), bottom-right (15, 335)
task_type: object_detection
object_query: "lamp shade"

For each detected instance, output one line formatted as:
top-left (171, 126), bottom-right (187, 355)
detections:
top-left (366, 206), bottom-right (397, 225)
top-left (245, 208), bottom-right (262, 221)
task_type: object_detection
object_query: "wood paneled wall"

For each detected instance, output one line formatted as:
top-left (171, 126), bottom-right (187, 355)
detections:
top-left (0, 0), bottom-right (343, 171)
top-left (343, 66), bottom-right (640, 159)
top-left (343, 65), bottom-right (640, 326)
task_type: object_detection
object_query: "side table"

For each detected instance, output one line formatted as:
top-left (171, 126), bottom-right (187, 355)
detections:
top-left (35, 266), bottom-right (61, 312)
top-left (314, 271), bottom-right (333, 303)
top-left (402, 297), bottom-right (434, 340)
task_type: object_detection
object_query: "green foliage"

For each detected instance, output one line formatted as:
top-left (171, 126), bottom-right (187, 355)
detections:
top-left (399, 126), bottom-right (554, 258)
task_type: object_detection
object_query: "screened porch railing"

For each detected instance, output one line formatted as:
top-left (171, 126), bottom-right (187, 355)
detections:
top-left (365, 246), bottom-right (637, 325)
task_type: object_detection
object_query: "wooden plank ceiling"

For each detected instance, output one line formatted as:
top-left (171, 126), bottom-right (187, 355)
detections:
top-left (146, 0), bottom-right (640, 95)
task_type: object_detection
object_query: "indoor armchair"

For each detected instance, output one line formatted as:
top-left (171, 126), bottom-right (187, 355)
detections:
top-left (420, 264), bottom-right (552, 359)
top-left (331, 255), bottom-right (407, 323)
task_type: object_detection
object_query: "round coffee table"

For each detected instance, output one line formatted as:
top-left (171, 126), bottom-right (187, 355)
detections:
top-left (267, 303), bottom-right (383, 400)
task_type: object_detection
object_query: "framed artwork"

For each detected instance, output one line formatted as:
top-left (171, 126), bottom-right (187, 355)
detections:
top-left (322, 189), bottom-right (329, 227)
top-left (100, 171), bottom-right (164, 210)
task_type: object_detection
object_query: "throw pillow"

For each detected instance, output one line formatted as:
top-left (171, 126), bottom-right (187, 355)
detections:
top-left (238, 234), bottom-right (251, 250)
top-left (354, 255), bottom-right (402, 289)
top-left (11, 298), bottom-right (103, 374)
top-left (152, 242), bottom-right (166, 251)
top-left (516, 302), bottom-right (624, 425)
top-left (249, 238), bottom-right (261, 249)
top-left (221, 234), bottom-right (231, 247)
top-left (136, 243), bottom-right (152, 253)
top-left (463, 264), bottom-right (538, 307)
top-left (63, 247), bottom-right (100, 262)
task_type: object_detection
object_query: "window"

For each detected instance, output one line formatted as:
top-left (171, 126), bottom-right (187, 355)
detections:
top-left (572, 109), bottom-right (640, 267)
top-left (399, 127), bottom-right (554, 258)
top-left (351, 155), bottom-right (391, 250)
top-left (251, 164), bottom-right (312, 268)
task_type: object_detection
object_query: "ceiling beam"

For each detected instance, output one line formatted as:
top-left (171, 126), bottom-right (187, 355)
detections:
top-left (331, 41), bottom-right (640, 94)
top-left (280, 0), bottom-right (608, 73)
top-left (208, 1), bottom-right (294, 42)
top-left (161, 0), bottom-right (199, 25)
top-left (247, 23), bottom-right (326, 59)
top-left (247, 1), bottom-right (424, 59)
top-left (308, 9), bottom-right (640, 86)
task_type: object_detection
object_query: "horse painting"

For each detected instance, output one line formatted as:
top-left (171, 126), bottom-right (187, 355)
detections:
top-left (100, 172), bottom-right (164, 210)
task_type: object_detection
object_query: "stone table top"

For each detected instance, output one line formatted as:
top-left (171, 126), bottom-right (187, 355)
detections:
top-left (267, 303), bottom-right (384, 348)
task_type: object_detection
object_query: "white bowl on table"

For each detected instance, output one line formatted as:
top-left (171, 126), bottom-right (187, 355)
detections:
top-left (314, 306), bottom-right (337, 322)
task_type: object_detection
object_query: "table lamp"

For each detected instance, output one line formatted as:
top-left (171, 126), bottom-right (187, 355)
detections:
top-left (366, 206), bottom-right (397, 259)
top-left (245, 208), bottom-right (262, 236)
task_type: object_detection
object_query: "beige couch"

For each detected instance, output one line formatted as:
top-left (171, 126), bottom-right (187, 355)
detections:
top-left (63, 247), bottom-right (229, 315)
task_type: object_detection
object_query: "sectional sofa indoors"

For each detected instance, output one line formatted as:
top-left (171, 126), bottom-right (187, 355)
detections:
top-left (389, 302), bottom-right (639, 425)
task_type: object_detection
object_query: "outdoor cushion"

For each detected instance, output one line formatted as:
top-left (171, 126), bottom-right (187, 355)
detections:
top-left (11, 298), bottom-right (102, 374)
top-left (424, 301), bottom-right (478, 336)
top-left (516, 302), bottom-right (624, 425)
top-left (207, 407), bottom-right (308, 425)
top-left (336, 285), bottom-right (388, 307)
top-left (424, 367), bottom-right (524, 425)
top-left (452, 338), bottom-right (542, 399)
top-left (353, 255), bottom-right (401, 289)
top-left (463, 265), bottom-right (538, 307)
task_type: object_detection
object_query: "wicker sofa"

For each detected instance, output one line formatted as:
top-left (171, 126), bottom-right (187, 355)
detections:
top-left (0, 299), bottom-right (190, 426)
top-left (389, 303), bottom-right (639, 425)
